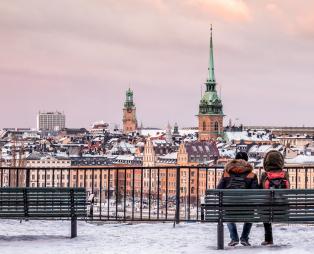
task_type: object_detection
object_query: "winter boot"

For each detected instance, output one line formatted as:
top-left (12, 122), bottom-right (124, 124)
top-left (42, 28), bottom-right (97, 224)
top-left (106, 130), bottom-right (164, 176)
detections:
top-left (261, 240), bottom-right (273, 246)
top-left (228, 240), bottom-right (239, 247)
top-left (240, 239), bottom-right (251, 246)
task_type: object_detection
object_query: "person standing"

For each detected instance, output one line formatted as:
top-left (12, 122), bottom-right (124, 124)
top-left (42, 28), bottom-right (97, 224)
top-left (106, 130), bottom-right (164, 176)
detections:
top-left (260, 150), bottom-right (290, 245)
top-left (217, 152), bottom-right (258, 246)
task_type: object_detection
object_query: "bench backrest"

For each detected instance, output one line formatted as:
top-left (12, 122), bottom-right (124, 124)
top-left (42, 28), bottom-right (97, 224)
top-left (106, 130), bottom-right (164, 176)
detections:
top-left (0, 188), bottom-right (86, 219)
top-left (204, 189), bottom-right (314, 223)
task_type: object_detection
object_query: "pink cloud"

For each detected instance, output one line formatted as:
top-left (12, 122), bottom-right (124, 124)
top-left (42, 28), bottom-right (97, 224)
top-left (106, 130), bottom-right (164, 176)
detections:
top-left (295, 15), bottom-right (314, 38)
top-left (183, 0), bottom-right (251, 22)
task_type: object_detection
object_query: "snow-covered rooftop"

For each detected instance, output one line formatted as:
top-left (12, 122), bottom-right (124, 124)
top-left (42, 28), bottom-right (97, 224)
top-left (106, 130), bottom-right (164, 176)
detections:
top-left (115, 154), bottom-right (137, 161)
top-left (158, 152), bottom-right (178, 160)
top-left (152, 139), bottom-right (167, 146)
top-left (178, 129), bottom-right (197, 135)
top-left (0, 220), bottom-right (311, 254)
top-left (226, 131), bottom-right (271, 142)
top-left (285, 155), bottom-right (314, 165)
top-left (219, 149), bottom-right (236, 158)
top-left (140, 129), bottom-right (163, 137)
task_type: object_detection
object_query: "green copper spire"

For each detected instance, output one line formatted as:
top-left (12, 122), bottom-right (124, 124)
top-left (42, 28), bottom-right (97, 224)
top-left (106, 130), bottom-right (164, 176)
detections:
top-left (124, 88), bottom-right (135, 108)
top-left (198, 25), bottom-right (224, 116)
top-left (208, 24), bottom-right (215, 84)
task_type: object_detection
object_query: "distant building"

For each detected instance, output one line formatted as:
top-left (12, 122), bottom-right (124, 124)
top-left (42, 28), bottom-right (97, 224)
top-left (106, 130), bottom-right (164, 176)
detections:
top-left (58, 128), bottom-right (88, 137)
top-left (27, 155), bottom-right (71, 188)
top-left (173, 122), bottom-right (179, 135)
top-left (143, 137), bottom-right (156, 167)
top-left (122, 88), bottom-right (138, 134)
top-left (277, 135), bottom-right (313, 147)
top-left (90, 121), bottom-right (109, 137)
top-left (37, 111), bottom-right (65, 131)
top-left (165, 122), bottom-right (172, 143)
top-left (197, 26), bottom-right (224, 141)
top-left (177, 140), bottom-right (219, 166)
top-left (70, 156), bottom-right (111, 166)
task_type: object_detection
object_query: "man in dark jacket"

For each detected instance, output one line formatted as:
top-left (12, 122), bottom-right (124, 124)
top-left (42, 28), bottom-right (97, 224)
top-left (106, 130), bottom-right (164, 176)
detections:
top-left (260, 150), bottom-right (289, 246)
top-left (217, 152), bottom-right (258, 247)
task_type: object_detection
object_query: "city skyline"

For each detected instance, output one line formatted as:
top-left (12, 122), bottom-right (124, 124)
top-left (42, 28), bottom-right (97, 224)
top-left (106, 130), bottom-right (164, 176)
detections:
top-left (1, 0), bottom-right (314, 128)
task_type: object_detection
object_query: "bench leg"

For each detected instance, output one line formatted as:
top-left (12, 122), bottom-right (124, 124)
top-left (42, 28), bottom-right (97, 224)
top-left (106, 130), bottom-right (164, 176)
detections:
top-left (217, 221), bottom-right (224, 250)
top-left (201, 207), bottom-right (204, 221)
top-left (71, 216), bottom-right (77, 238)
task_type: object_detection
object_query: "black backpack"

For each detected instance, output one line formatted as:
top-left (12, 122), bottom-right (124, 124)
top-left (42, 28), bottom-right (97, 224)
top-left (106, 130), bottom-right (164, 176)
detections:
top-left (226, 174), bottom-right (248, 189)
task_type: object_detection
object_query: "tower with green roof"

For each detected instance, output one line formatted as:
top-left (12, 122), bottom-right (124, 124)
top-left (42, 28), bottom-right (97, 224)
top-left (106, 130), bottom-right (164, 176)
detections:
top-left (197, 26), bottom-right (224, 141)
top-left (123, 88), bottom-right (138, 134)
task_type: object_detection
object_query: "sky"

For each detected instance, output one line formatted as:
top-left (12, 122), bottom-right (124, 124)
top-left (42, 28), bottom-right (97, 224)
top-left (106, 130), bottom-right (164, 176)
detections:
top-left (0, 0), bottom-right (314, 129)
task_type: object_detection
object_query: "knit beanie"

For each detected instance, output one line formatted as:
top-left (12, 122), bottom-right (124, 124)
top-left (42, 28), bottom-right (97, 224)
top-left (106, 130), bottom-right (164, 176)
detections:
top-left (235, 152), bottom-right (249, 162)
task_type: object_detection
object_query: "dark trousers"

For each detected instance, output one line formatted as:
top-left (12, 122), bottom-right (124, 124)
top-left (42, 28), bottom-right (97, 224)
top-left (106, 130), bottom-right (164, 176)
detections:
top-left (227, 222), bottom-right (253, 242)
top-left (263, 223), bottom-right (273, 242)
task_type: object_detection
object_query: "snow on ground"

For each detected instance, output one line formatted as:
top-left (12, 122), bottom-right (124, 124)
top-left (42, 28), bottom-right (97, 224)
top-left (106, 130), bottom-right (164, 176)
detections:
top-left (0, 220), bottom-right (313, 254)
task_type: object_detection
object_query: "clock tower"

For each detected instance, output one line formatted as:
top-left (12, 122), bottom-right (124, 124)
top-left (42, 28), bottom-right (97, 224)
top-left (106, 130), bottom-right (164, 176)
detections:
top-left (123, 88), bottom-right (138, 134)
top-left (198, 26), bottom-right (224, 141)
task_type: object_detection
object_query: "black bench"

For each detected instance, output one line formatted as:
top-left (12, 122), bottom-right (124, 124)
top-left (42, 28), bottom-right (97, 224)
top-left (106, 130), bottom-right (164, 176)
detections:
top-left (202, 189), bottom-right (314, 249)
top-left (0, 188), bottom-right (86, 238)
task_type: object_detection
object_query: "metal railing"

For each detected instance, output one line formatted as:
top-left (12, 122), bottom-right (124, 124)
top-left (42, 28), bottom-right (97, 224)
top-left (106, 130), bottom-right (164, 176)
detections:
top-left (0, 166), bottom-right (313, 222)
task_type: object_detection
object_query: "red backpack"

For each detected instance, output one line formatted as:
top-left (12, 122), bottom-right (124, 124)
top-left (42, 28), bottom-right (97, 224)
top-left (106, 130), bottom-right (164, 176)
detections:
top-left (263, 171), bottom-right (290, 189)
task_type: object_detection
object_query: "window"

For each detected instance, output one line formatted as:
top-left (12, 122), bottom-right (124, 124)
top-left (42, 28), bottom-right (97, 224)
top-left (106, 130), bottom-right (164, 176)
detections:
top-left (203, 121), bottom-right (206, 131)
top-left (214, 122), bottom-right (219, 132)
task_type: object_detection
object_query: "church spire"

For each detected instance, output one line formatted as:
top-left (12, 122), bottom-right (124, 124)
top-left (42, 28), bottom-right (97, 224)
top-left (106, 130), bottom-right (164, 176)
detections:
top-left (208, 24), bottom-right (215, 84)
top-left (124, 88), bottom-right (135, 108)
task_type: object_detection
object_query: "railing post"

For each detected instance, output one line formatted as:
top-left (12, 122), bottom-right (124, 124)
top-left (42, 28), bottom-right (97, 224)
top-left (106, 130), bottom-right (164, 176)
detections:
top-left (214, 167), bottom-right (217, 188)
top-left (23, 188), bottom-right (29, 218)
top-left (305, 168), bottom-right (308, 189)
top-left (175, 166), bottom-right (181, 224)
top-left (70, 188), bottom-right (77, 238)
top-left (217, 191), bottom-right (224, 250)
top-left (296, 168), bottom-right (298, 189)
top-left (16, 168), bottom-right (19, 187)
top-left (25, 168), bottom-right (30, 188)
top-left (201, 205), bottom-right (204, 221)
top-left (270, 190), bottom-right (274, 223)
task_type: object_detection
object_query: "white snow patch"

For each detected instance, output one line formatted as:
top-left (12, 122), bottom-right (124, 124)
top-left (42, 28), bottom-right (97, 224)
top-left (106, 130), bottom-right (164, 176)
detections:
top-left (0, 220), bottom-right (313, 254)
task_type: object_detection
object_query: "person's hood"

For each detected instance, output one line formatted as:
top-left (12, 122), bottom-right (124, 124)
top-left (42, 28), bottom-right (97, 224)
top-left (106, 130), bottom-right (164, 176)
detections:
top-left (263, 150), bottom-right (284, 172)
top-left (225, 159), bottom-right (253, 174)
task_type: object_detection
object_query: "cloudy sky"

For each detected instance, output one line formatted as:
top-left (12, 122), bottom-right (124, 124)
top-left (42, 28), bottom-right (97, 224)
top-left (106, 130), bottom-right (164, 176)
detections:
top-left (0, 0), bottom-right (314, 129)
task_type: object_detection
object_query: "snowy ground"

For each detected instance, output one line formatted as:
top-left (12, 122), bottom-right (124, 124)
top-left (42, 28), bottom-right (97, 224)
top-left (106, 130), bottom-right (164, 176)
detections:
top-left (0, 220), bottom-right (313, 254)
